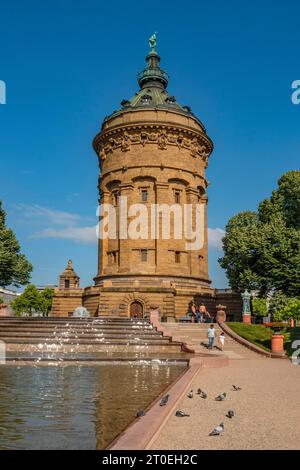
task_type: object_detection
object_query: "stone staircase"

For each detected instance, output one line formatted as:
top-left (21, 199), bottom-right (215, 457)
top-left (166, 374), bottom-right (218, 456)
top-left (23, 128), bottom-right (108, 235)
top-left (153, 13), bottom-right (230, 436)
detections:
top-left (0, 317), bottom-right (182, 354)
top-left (164, 322), bottom-right (259, 359)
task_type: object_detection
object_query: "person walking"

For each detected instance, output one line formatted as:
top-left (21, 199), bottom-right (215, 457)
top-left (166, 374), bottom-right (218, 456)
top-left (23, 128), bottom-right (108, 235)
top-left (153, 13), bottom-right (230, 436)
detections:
top-left (207, 324), bottom-right (216, 350)
top-left (219, 332), bottom-right (225, 351)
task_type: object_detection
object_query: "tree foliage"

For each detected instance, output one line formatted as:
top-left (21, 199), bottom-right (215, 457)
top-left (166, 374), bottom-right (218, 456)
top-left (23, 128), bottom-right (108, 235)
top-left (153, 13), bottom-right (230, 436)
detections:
top-left (39, 288), bottom-right (54, 316)
top-left (0, 201), bottom-right (32, 287)
top-left (270, 295), bottom-right (300, 321)
top-left (282, 298), bottom-right (300, 320)
top-left (11, 285), bottom-right (53, 317)
top-left (219, 171), bottom-right (300, 296)
top-left (252, 297), bottom-right (268, 316)
top-left (269, 291), bottom-right (290, 320)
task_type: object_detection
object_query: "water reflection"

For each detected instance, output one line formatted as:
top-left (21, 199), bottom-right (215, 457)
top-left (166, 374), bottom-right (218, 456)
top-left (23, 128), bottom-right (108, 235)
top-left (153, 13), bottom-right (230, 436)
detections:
top-left (0, 363), bottom-right (185, 449)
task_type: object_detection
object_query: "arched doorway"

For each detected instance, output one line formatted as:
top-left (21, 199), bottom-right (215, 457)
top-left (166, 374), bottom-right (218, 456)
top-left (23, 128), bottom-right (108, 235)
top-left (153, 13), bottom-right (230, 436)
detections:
top-left (130, 301), bottom-right (144, 318)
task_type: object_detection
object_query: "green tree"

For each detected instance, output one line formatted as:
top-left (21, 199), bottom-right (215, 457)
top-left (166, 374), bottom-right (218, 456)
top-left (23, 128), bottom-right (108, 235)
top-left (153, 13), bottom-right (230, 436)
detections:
top-left (39, 288), bottom-right (54, 317)
top-left (282, 298), bottom-right (300, 321)
top-left (0, 201), bottom-right (32, 287)
top-left (268, 291), bottom-right (289, 321)
top-left (219, 171), bottom-right (300, 297)
top-left (259, 170), bottom-right (300, 229)
top-left (11, 285), bottom-right (54, 317)
top-left (252, 297), bottom-right (268, 316)
top-left (0, 295), bottom-right (4, 305)
top-left (11, 284), bottom-right (41, 316)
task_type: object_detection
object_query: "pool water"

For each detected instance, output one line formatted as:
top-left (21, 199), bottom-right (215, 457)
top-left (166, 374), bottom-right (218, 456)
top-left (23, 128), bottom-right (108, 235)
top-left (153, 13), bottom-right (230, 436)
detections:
top-left (0, 362), bottom-right (186, 449)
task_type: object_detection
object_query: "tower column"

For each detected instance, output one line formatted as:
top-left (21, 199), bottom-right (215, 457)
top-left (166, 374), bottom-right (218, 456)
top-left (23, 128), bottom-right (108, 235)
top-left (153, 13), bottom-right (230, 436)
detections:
top-left (118, 183), bottom-right (134, 274)
top-left (200, 194), bottom-right (209, 281)
top-left (155, 182), bottom-right (170, 274)
top-left (185, 187), bottom-right (200, 277)
top-left (97, 190), bottom-right (110, 277)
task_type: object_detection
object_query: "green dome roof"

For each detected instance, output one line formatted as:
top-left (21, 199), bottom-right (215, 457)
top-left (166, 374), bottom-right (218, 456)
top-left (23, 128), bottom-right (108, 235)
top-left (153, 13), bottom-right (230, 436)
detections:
top-left (103, 36), bottom-right (205, 130)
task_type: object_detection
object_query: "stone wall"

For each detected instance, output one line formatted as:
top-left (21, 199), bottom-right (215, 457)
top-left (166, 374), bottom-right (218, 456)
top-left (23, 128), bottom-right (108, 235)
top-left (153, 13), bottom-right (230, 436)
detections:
top-left (51, 289), bottom-right (83, 317)
top-left (51, 282), bottom-right (242, 320)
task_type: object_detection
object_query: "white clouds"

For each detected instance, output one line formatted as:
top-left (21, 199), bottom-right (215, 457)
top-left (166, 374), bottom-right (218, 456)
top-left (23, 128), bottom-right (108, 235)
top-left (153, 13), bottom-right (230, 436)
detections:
top-left (16, 204), bottom-right (82, 226)
top-left (207, 228), bottom-right (225, 250)
top-left (15, 203), bottom-right (97, 244)
top-left (31, 226), bottom-right (97, 244)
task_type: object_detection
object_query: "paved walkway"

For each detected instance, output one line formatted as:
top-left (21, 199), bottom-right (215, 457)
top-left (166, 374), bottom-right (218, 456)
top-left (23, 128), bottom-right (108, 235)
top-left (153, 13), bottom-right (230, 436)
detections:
top-left (150, 356), bottom-right (300, 450)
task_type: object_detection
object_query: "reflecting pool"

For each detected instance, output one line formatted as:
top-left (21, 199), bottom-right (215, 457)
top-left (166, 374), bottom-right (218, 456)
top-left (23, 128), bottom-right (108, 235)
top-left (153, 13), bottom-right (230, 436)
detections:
top-left (0, 362), bottom-right (186, 449)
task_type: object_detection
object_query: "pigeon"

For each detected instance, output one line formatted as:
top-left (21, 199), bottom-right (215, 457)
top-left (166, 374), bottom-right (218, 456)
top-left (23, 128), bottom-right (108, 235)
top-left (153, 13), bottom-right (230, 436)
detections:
top-left (187, 390), bottom-right (193, 399)
top-left (196, 388), bottom-right (202, 395)
top-left (209, 422), bottom-right (224, 436)
top-left (226, 410), bottom-right (235, 419)
top-left (159, 394), bottom-right (170, 406)
top-left (232, 385), bottom-right (242, 391)
top-left (175, 410), bottom-right (190, 417)
top-left (200, 392), bottom-right (208, 399)
top-left (215, 392), bottom-right (226, 401)
top-left (136, 410), bottom-right (146, 417)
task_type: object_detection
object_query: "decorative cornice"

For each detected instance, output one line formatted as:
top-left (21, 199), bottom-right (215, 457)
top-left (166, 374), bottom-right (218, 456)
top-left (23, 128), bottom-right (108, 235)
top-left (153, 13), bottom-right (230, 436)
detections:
top-left (94, 123), bottom-right (212, 167)
top-left (119, 183), bottom-right (135, 191)
top-left (185, 187), bottom-right (200, 196)
top-left (99, 164), bottom-right (207, 185)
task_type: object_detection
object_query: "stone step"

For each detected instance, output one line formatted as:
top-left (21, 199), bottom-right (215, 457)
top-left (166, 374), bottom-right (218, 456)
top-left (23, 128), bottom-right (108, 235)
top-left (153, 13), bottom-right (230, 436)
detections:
top-left (162, 322), bottom-right (260, 359)
top-left (0, 325), bottom-right (156, 333)
top-left (2, 337), bottom-right (173, 345)
top-left (0, 321), bottom-right (154, 327)
top-left (0, 331), bottom-right (167, 341)
top-left (0, 316), bottom-right (149, 321)
top-left (167, 332), bottom-right (222, 338)
top-left (0, 317), bottom-right (185, 353)
top-left (0, 319), bottom-right (152, 329)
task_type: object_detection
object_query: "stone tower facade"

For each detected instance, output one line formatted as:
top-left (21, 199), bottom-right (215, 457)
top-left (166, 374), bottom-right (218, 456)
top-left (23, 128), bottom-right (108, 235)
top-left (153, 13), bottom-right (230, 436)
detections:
top-left (52, 260), bottom-right (83, 317)
top-left (53, 40), bottom-right (232, 319)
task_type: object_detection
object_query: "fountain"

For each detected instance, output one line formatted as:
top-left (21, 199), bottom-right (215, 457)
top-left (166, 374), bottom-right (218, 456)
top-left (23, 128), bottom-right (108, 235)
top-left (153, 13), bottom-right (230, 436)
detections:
top-left (0, 315), bottom-right (188, 449)
top-left (72, 306), bottom-right (90, 318)
top-left (0, 316), bottom-right (183, 357)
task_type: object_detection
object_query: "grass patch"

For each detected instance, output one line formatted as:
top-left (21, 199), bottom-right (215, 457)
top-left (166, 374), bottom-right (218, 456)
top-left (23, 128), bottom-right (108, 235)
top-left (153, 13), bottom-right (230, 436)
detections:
top-left (227, 322), bottom-right (300, 356)
top-left (227, 322), bottom-right (273, 352)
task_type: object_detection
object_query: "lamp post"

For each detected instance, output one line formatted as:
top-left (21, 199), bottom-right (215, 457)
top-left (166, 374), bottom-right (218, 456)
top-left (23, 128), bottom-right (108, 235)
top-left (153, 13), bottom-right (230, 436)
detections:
top-left (242, 290), bottom-right (251, 324)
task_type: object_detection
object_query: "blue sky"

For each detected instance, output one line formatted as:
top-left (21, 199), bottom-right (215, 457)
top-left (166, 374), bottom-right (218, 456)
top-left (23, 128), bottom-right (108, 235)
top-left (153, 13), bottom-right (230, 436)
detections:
top-left (0, 0), bottom-right (299, 289)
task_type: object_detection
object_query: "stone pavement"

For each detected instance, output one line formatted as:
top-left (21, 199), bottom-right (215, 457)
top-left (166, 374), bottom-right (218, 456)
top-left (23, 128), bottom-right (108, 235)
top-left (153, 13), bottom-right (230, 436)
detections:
top-left (149, 330), bottom-right (300, 449)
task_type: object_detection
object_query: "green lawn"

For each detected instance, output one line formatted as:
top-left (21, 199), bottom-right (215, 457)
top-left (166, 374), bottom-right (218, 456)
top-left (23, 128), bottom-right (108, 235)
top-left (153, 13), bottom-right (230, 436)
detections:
top-left (226, 322), bottom-right (300, 355)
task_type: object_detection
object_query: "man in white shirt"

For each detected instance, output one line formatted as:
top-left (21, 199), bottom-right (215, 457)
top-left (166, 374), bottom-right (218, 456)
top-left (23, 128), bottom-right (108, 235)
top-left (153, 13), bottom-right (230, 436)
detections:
top-left (207, 324), bottom-right (216, 350)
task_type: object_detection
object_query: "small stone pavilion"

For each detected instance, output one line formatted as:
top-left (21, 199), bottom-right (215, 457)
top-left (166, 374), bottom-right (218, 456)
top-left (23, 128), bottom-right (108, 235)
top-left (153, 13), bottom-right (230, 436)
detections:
top-left (52, 36), bottom-right (242, 320)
